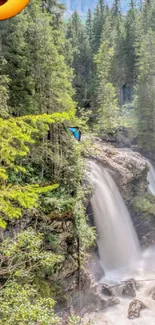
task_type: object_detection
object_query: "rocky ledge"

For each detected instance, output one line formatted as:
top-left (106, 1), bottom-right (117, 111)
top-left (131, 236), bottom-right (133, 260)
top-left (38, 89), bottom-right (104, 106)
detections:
top-left (86, 137), bottom-right (148, 203)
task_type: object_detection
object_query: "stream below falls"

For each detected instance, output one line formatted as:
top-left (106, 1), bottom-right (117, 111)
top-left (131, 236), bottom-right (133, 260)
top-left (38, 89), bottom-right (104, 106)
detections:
top-left (83, 159), bottom-right (155, 324)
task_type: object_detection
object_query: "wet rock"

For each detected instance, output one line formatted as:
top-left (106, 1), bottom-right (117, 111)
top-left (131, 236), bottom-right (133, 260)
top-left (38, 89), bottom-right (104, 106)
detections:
top-left (108, 296), bottom-right (120, 306)
top-left (69, 272), bottom-right (120, 316)
top-left (101, 284), bottom-right (114, 297)
top-left (80, 270), bottom-right (94, 291)
top-left (122, 279), bottom-right (139, 298)
top-left (151, 289), bottom-right (155, 300)
top-left (84, 252), bottom-right (104, 282)
top-left (70, 287), bottom-right (107, 315)
top-left (128, 299), bottom-right (146, 319)
top-left (87, 137), bottom-right (147, 204)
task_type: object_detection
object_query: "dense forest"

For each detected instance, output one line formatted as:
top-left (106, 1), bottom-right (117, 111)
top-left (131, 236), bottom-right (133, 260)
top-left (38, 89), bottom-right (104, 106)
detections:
top-left (61, 0), bottom-right (129, 15)
top-left (0, 0), bottom-right (155, 324)
top-left (65, 0), bottom-right (155, 151)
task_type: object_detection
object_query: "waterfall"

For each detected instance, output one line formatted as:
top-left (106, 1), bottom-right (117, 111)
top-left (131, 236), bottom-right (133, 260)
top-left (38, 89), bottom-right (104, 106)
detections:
top-left (147, 160), bottom-right (155, 195)
top-left (90, 161), bottom-right (140, 274)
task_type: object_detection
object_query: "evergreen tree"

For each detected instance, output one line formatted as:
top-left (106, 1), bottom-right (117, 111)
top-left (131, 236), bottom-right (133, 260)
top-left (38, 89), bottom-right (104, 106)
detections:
top-left (135, 29), bottom-right (155, 150)
top-left (92, 0), bottom-right (105, 53)
top-left (66, 11), bottom-right (92, 108)
top-left (94, 40), bottom-right (119, 133)
top-left (112, 0), bottom-right (121, 18)
top-left (0, 56), bottom-right (10, 118)
top-left (41, 0), bottom-right (66, 28)
top-left (86, 8), bottom-right (93, 44)
top-left (124, 0), bottom-right (137, 86)
top-left (111, 15), bottom-right (125, 92)
top-left (144, 0), bottom-right (155, 32)
top-left (0, 0), bottom-right (74, 116)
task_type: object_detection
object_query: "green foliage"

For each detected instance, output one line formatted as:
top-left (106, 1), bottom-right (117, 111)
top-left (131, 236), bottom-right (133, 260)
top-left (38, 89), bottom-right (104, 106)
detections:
top-left (66, 11), bottom-right (92, 109)
top-left (45, 234), bottom-right (60, 251)
top-left (0, 282), bottom-right (60, 325)
top-left (123, 0), bottom-right (137, 85)
top-left (0, 0), bottom-right (75, 116)
top-left (0, 111), bottom-right (74, 180)
top-left (0, 1), bottom-right (97, 324)
top-left (92, 1), bottom-right (105, 53)
top-left (86, 9), bottom-right (93, 44)
top-left (135, 29), bottom-right (155, 150)
top-left (0, 228), bottom-right (63, 279)
top-left (67, 314), bottom-right (81, 324)
top-left (0, 110), bottom-right (76, 228)
top-left (0, 57), bottom-right (10, 118)
top-left (119, 105), bottom-right (138, 140)
top-left (0, 184), bottom-right (59, 229)
top-left (112, 0), bottom-right (121, 18)
top-left (132, 193), bottom-right (155, 217)
top-left (94, 40), bottom-right (120, 133)
top-left (74, 188), bottom-right (96, 250)
top-left (41, 189), bottom-right (74, 215)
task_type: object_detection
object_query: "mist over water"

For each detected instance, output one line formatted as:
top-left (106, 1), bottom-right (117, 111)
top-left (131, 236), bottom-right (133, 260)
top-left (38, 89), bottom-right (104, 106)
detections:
top-left (84, 246), bottom-right (155, 325)
top-left (90, 161), bottom-right (140, 274)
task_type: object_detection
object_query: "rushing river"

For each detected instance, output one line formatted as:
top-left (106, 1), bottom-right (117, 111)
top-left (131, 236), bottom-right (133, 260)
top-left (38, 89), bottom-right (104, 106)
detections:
top-left (83, 247), bottom-right (155, 325)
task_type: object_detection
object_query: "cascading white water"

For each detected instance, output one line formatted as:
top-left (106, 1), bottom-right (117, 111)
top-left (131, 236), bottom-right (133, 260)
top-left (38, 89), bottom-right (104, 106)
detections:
top-left (83, 246), bottom-right (155, 325)
top-left (90, 161), bottom-right (140, 273)
top-left (83, 160), bottom-right (155, 325)
top-left (147, 160), bottom-right (155, 195)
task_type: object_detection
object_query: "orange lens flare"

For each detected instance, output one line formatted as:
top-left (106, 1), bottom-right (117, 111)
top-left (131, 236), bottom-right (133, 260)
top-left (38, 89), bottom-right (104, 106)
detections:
top-left (0, 0), bottom-right (30, 20)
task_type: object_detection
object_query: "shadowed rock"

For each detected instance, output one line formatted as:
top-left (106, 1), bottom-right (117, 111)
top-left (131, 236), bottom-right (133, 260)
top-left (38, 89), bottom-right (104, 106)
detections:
top-left (101, 284), bottom-right (114, 297)
top-left (122, 279), bottom-right (139, 298)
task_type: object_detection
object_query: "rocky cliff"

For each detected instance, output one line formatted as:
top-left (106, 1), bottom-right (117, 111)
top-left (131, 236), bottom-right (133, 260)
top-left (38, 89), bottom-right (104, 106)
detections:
top-left (86, 137), bottom-right (155, 246)
top-left (87, 137), bottom-right (148, 202)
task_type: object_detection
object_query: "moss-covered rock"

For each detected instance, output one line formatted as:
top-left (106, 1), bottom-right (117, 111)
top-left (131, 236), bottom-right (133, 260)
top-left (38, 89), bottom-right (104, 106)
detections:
top-left (130, 193), bottom-right (155, 246)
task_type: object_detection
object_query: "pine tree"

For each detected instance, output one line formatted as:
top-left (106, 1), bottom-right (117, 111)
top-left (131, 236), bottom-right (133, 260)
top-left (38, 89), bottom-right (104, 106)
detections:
top-left (0, 0), bottom-right (75, 116)
top-left (86, 8), bottom-right (93, 44)
top-left (94, 40), bottom-right (119, 133)
top-left (111, 17), bottom-right (125, 92)
top-left (145, 0), bottom-right (155, 32)
top-left (0, 16), bottom-right (37, 116)
top-left (135, 29), bottom-right (155, 150)
top-left (0, 55), bottom-right (10, 118)
top-left (66, 11), bottom-right (92, 108)
top-left (124, 0), bottom-right (137, 86)
top-left (92, 0), bottom-right (105, 53)
top-left (41, 0), bottom-right (65, 28)
top-left (112, 0), bottom-right (121, 18)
